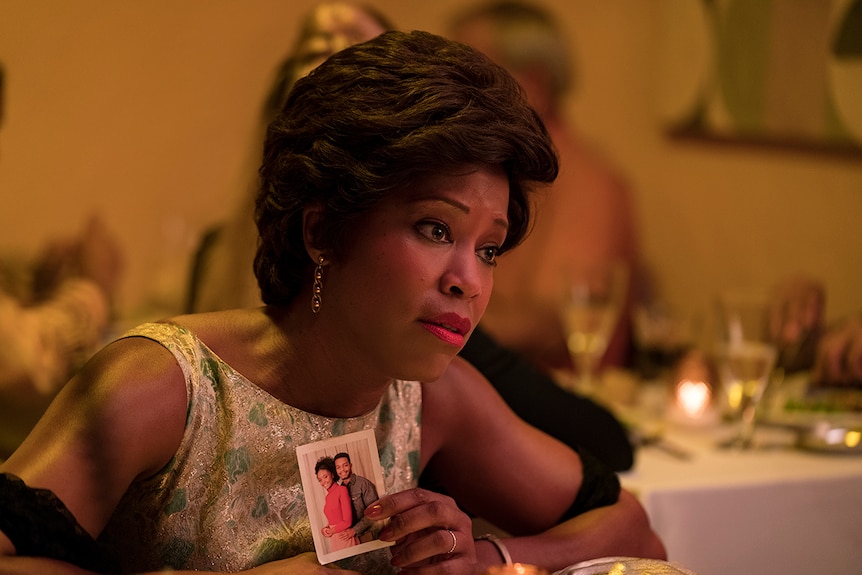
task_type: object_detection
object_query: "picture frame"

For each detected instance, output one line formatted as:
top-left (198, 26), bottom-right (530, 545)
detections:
top-left (656, 0), bottom-right (862, 156)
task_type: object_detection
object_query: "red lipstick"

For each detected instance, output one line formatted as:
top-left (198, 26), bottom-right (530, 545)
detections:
top-left (420, 313), bottom-right (471, 347)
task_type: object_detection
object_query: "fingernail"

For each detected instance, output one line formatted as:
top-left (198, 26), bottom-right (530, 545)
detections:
top-left (366, 504), bottom-right (382, 518)
top-left (378, 527), bottom-right (392, 541)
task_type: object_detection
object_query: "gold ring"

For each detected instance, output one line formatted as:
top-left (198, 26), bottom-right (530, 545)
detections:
top-left (446, 529), bottom-right (457, 554)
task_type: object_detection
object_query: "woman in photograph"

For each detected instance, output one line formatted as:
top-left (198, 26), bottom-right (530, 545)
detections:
top-left (0, 30), bottom-right (664, 575)
top-left (316, 457), bottom-right (360, 552)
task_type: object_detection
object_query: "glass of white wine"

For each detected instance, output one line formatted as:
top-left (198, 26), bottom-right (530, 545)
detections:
top-left (714, 291), bottom-right (778, 449)
top-left (560, 262), bottom-right (629, 396)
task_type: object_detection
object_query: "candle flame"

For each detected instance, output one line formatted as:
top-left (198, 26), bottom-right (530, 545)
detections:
top-left (676, 379), bottom-right (711, 417)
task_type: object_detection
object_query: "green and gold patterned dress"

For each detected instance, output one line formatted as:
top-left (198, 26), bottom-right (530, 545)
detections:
top-left (97, 322), bottom-right (422, 574)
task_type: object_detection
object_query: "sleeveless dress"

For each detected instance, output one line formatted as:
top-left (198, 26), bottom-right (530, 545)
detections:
top-left (97, 322), bottom-right (422, 574)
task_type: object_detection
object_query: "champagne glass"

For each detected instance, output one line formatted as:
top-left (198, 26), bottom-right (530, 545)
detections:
top-left (561, 262), bottom-right (629, 396)
top-left (714, 291), bottom-right (778, 449)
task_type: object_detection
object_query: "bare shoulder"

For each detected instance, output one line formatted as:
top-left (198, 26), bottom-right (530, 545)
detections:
top-left (422, 357), bottom-right (512, 428)
top-left (420, 355), bottom-right (566, 462)
top-left (0, 334), bottom-right (187, 537)
top-left (422, 355), bottom-right (491, 401)
top-left (74, 335), bottom-right (189, 463)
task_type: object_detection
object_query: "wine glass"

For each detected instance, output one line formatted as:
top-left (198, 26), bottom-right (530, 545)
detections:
top-left (714, 291), bottom-right (778, 449)
top-left (632, 300), bottom-right (699, 381)
top-left (560, 262), bottom-right (629, 396)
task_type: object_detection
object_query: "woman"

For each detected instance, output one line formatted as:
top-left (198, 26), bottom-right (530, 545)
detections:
top-left (187, 0), bottom-right (634, 474)
top-left (0, 31), bottom-right (664, 574)
top-left (316, 457), bottom-right (359, 552)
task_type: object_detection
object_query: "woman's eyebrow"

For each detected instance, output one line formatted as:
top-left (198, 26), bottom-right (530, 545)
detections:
top-left (409, 196), bottom-right (509, 231)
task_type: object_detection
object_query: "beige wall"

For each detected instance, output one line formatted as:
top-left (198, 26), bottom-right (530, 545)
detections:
top-left (1, 0), bottom-right (861, 327)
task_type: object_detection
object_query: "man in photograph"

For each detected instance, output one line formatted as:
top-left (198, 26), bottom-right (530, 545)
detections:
top-left (334, 452), bottom-right (379, 543)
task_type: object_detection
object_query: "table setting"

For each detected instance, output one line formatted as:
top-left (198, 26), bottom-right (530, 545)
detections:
top-left (554, 279), bottom-right (862, 575)
top-left (569, 362), bottom-right (862, 575)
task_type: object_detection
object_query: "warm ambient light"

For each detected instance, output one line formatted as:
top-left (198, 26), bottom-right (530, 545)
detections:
top-left (676, 379), bottom-right (711, 417)
top-left (484, 563), bottom-right (549, 574)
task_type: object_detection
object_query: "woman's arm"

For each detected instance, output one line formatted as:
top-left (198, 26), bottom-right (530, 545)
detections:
top-left (487, 489), bottom-right (665, 571)
top-left (398, 357), bottom-right (665, 572)
top-left (457, 326), bottom-right (634, 472)
top-left (0, 337), bottom-right (188, 562)
top-left (0, 338), bottom-right (360, 575)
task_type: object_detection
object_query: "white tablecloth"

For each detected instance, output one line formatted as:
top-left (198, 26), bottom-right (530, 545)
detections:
top-left (620, 423), bottom-right (862, 575)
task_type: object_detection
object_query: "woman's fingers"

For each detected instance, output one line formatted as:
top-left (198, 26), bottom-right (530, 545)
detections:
top-left (367, 488), bottom-right (475, 571)
top-left (390, 526), bottom-right (475, 573)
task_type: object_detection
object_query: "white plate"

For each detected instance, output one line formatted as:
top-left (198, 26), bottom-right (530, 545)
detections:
top-left (553, 557), bottom-right (698, 575)
top-left (797, 420), bottom-right (862, 453)
top-left (759, 413), bottom-right (862, 453)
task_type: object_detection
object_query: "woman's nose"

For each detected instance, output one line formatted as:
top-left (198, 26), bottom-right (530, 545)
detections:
top-left (441, 254), bottom-right (483, 299)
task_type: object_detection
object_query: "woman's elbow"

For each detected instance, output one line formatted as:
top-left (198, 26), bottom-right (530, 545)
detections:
top-left (619, 489), bottom-right (666, 560)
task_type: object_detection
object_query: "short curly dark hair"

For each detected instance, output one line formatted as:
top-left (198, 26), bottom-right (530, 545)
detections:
top-left (314, 456), bottom-right (337, 479)
top-left (254, 30), bottom-right (558, 305)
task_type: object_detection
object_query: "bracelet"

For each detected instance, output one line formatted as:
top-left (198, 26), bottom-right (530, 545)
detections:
top-left (476, 533), bottom-right (513, 565)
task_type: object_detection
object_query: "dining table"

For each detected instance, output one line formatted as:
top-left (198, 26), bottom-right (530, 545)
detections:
top-left (616, 377), bottom-right (862, 575)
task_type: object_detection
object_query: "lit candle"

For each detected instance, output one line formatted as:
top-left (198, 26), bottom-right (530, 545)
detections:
top-left (676, 379), bottom-right (712, 418)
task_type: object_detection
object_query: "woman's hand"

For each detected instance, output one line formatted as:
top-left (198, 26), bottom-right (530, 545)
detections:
top-left (321, 525), bottom-right (333, 538)
top-left (814, 315), bottom-right (862, 384)
top-left (337, 527), bottom-right (356, 541)
top-left (367, 488), bottom-right (476, 574)
top-left (768, 275), bottom-right (825, 372)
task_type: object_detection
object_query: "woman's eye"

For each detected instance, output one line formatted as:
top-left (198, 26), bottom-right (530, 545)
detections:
top-left (417, 221), bottom-right (451, 243)
top-left (478, 246), bottom-right (499, 266)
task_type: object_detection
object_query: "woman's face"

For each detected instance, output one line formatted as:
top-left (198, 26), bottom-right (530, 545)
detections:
top-left (319, 165), bottom-right (510, 383)
top-left (317, 468), bottom-right (335, 490)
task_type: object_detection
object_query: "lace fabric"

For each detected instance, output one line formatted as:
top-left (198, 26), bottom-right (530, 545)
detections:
top-left (0, 472), bottom-right (116, 572)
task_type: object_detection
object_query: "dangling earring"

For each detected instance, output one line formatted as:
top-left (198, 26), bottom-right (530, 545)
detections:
top-left (311, 255), bottom-right (325, 314)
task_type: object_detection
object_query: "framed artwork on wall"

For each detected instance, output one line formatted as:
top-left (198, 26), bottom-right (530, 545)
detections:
top-left (656, 0), bottom-right (862, 155)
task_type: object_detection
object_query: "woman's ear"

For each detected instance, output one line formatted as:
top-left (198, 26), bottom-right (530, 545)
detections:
top-left (301, 203), bottom-right (325, 263)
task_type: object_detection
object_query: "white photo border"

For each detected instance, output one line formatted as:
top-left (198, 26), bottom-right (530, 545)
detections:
top-left (296, 428), bottom-right (393, 564)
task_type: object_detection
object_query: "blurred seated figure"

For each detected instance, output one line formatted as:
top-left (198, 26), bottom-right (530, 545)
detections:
top-left (768, 274), bottom-right (862, 385)
top-left (0, 216), bottom-right (123, 458)
top-left (461, 327), bottom-right (634, 470)
top-left (678, 274), bottom-right (856, 397)
top-left (767, 274), bottom-right (825, 374)
top-left (189, 1), bottom-right (395, 314)
top-left (450, 0), bottom-right (641, 373)
top-left (0, 66), bottom-right (124, 458)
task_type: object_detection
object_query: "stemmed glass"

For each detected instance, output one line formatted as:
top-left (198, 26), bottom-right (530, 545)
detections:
top-left (560, 262), bottom-right (629, 396)
top-left (714, 291), bottom-right (778, 449)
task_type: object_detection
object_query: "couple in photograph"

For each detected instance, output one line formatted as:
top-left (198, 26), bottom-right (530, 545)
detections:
top-left (315, 452), bottom-right (380, 551)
